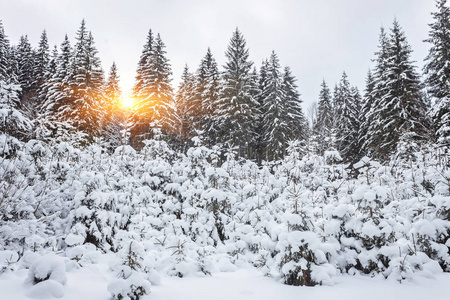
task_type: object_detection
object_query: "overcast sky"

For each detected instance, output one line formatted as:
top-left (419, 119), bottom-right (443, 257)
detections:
top-left (0, 0), bottom-right (436, 109)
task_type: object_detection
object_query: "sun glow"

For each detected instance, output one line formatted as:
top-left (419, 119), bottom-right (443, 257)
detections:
top-left (119, 93), bottom-right (135, 110)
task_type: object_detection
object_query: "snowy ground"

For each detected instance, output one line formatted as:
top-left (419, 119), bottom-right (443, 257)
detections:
top-left (1, 265), bottom-right (450, 300)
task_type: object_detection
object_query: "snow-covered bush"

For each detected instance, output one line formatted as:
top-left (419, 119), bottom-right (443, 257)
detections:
top-left (0, 133), bottom-right (449, 290)
top-left (108, 240), bottom-right (151, 300)
top-left (276, 231), bottom-right (337, 286)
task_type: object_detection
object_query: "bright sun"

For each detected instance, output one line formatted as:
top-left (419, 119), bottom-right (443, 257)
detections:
top-left (120, 93), bottom-right (135, 109)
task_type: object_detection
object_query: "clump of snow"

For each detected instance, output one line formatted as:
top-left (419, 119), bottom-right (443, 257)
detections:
top-left (20, 251), bottom-right (40, 269)
top-left (27, 254), bottom-right (67, 285)
top-left (65, 233), bottom-right (85, 246)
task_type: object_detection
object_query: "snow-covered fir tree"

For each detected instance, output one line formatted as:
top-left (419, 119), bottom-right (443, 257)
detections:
top-left (34, 30), bottom-right (50, 106)
top-left (33, 45), bottom-right (58, 140)
top-left (359, 70), bottom-right (375, 156)
top-left (333, 72), bottom-right (360, 161)
top-left (424, 0), bottom-right (450, 145)
top-left (194, 48), bottom-right (221, 146)
top-left (0, 76), bottom-right (32, 139)
top-left (0, 20), bottom-right (8, 82)
top-left (313, 80), bottom-right (333, 154)
top-left (16, 35), bottom-right (36, 110)
top-left (260, 52), bottom-right (306, 161)
top-left (261, 51), bottom-right (286, 161)
top-left (366, 20), bottom-right (428, 160)
top-left (40, 35), bottom-right (74, 141)
top-left (175, 65), bottom-right (196, 145)
top-left (0, 21), bottom-right (31, 140)
top-left (130, 32), bottom-right (176, 147)
top-left (282, 66), bottom-right (308, 144)
top-left (214, 28), bottom-right (259, 158)
top-left (69, 20), bottom-right (105, 142)
top-left (102, 62), bottom-right (123, 151)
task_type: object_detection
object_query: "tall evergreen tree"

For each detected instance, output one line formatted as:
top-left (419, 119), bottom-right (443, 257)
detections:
top-left (41, 35), bottom-right (74, 140)
top-left (16, 35), bottom-right (35, 107)
top-left (350, 86), bottom-right (362, 158)
top-left (359, 70), bottom-right (375, 155)
top-left (130, 32), bottom-right (176, 146)
top-left (132, 29), bottom-right (153, 100)
top-left (261, 51), bottom-right (286, 160)
top-left (367, 20), bottom-right (427, 159)
top-left (214, 28), bottom-right (258, 157)
top-left (253, 59), bottom-right (269, 162)
top-left (0, 21), bottom-right (31, 138)
top-left (333, 72), bottom-right (360, 161)
top-left (34, 30), bottom-right (50, 100)
top-left (363, 28), bottom-right (390, 154)
top-left (102, 62), bottom-right (123, 150)
top-left (69, 20), bottom-right (105, 140)
top-left (424, 0), bottom-right (450, 145)
top-left (0, 76), bottom-right (32, 138)
top-left (0, 20), bottom-right (9, 82)
top-left (194, 48), bottom-right (221, 145)
top-left (34, 45), bottom-right (58, 140)
top-left (313, 80), bottom-right (333, 154)
top-left (175, 65), bottom-right (196, 145)
top-left (282, 66), bottom-right (308, 142)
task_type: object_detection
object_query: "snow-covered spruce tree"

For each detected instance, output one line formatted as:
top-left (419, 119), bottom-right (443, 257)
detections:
top-left (31, 30), bottom-right (50, 138)
top-left (424, 0), bottom-right (450, 146)
top-left (102, 62), bottom-right (123, 152)
top-left (130, 32), bottom-right (177, 148)
top-left (363, 28), bottom-right (390, 156)
top-left (253, 59), bottom-right (269, 163)
top-left (130, 29), bottom-right (154, 148)
top-left (0, 24), bottom-right (32, 140)
top-left (313, 80), bottom-right (333, 154)
top-left (282, 66), bottom-right (308, 146)
top-left (259, 52), bottom-right (306, 161)
top-left (0, 20), bottom-right (8, 81)
top-left (34, 45), bottom-right (58, 140)
top-left (194, 48), bottom-right (221, 146)
top-left (261, 51), bottom-right (287, 161)
top-left (69, 20), bottom-right (105, 143)
top-left (214, 28), bottom-right (259, 158)
top-left (350, 86), bottom-right (363, 157)
top-left (333, 72), bottom-right (361, 162)
top-left (108, 240), bottom-right (151, 300)
top-left (175, 65), bottom-right (196, 148)
top-left (366, 20), bottom-right (428, 160)
top-left (33, 30), bottom-right (50, 109)
top-left (359, 70), bottom-right (375, 156)
top-left (16, 35), bottom-right (36, 113)
top-left (0, 78), bottom-right (32, 140)
top-left (40, 35), bottom-right (75, 142)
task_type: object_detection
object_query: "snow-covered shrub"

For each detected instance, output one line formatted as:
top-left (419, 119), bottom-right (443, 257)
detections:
top-left (108, 272), bottom-right (151, 300)
top-left (0, 250), bottom-right (19, 273)
top-left (27, 254), bottom-right (67, 285)
top-left (108, 240), bottom-right (151, 300)
top-left (276, 231), bottom-right (337, 286)
top-left (68, 168), bottom-right (120, 250)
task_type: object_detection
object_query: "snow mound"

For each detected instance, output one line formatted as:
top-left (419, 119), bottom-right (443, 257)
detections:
top-left (27, 254), bottom-right (67, 285)
top-left (27, 279), bottom-right (65, 299)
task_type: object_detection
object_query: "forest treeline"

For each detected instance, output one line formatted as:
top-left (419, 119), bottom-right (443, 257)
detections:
top-left (1, 0), bottom-right (449, 164)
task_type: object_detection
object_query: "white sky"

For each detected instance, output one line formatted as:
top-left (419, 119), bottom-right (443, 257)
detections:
top-left (0, 0), bottom-right (436, 110)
